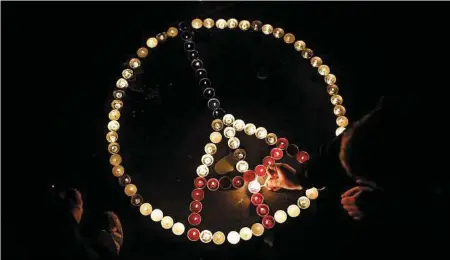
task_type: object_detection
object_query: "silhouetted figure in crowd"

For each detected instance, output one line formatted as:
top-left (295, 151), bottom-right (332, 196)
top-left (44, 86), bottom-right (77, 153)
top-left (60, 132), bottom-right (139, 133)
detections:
top-left (49, 188), bottom-right (123, 259)
top-left (267, 96), bottom-right (448, 254)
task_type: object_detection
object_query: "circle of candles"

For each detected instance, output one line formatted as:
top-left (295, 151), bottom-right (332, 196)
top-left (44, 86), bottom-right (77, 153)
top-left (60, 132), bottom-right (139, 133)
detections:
top-left (189, 201), bottom-right (203, 213)
top-left (243, 170), bottom-right (256, 182)
top-left (232, 176), bottom-right (244, 189)
top-left (227, 231), bottom-right (240, 245)
top-left (296, 151), bottom-right (310, 163)
top-left (297, 196), bottom-right (311, 209)
top-left (207, 178), bottom-right (219, 191)
top-left (219, 176), bottom-right (232, 189)
top-left (213, 231), bottom-right (226, 245)
top-left (172, 222), bottom-right (185, 236)
top-left (276, 138), bottom-right (289, 150)
top-left (188, 213), bottom-right (202, 226)
top-left (187, 228), bottom-right (200, 241)
top-left (251, 223), bottom-right (265, 236)
top-left (274, 210), bottom-right (287, 224)
top-left (256, 204), bottom-right (270, 217)
top-left (270, 148), bottom-right (284, 160)
top-left (263, 156), bottom-right (275, 167)
top-left (262, 215), bottom-right (275, 229)
top-left (287, 204), bottom-right (301, 218)
top-left (286, 144), bottom-right (299, 157)
top-left (251, 193), bottom-right (264, 206)
top-left (248, 180), bottom-right (261, 194)
top-left (194, 177), bottom-right (207, 189)
top-left (200, 230), bottom-right (213, 243)
top-left (255, 165), bottom-right (267, 177)
top-left (306, 187), bottom-right (319, 200)
top-left (191, 188), bottom-right (205, 201)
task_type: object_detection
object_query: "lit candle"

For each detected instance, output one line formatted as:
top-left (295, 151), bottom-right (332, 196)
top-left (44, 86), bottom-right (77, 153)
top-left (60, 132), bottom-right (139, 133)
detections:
top-left (270, 148), bottom-right (284, 160)
top-left (188, 213), bottom-right (202, 226)
top-left (251, 193), bottom-right (264, 206)
top-left (191, 189), bottom-right (205, 201)
top-left (306, 187), bottom-right (319, 200)
top-left (232, 176), bottom-right (244, 189)
top-left (243, 170), bottom-right (256, 183)
top-left (263, 156), bottom-right (275, 167)
top-left (200, 230), bottom-right (213, 243)
top-left (274, 210), bottom-right (287, 224)
top-left (172, 222), bottom-right (185, 236)
top-left (161, 216), bottom-right (174, 229)
top-left (150, 209), bottom-right (163, 222)
top-left (207, 178), bottom-right (219, 191)
top-left (256, 204), bottom-right (269, 217)
top-left (227, 231), bottom-right (240, 245)
top-left (251, 223), bottom-right (264, 236)
top-left (296, 151), bottom-right (310, 163)
top-left (248, 180), bottom-right (262, 194)
top-left (189, 201), bottom-right (203, 213)
top-left (139, 203), bottom-right (152, 216)
top-left (239, 227), bottom-right (252, 241)
top-left (255, 165), bottom-right (267, 177)
top-left (262, 215), bottom-right (275, 229)
top-left (187, 228), bottom-right (200, 241)
top-left (287, 204), bottom-right (301, 218)
top-left (194, 177), bottom-right (206, 189)
top-left (213, 231), bottom-right (226, 245)
top-left (297, 196), bottom-right (311, 209)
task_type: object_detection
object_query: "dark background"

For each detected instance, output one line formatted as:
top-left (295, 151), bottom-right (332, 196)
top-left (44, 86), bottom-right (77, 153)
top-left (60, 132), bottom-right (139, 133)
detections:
top-left (2, 1), bottom-right (446, 259)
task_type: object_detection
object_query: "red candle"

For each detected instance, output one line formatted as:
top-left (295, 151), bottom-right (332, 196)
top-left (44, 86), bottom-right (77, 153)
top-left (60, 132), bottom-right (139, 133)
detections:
top-left (263, 156), bottom-right (275, 167)
top-left (262, 215), bottom-right (275, 229)
top-left (232, 176), bottom-right (244, 189)
top-left (296, 151), bottom-right (310, 164)
top-left (194, 177), bottom-right (206, 189)
top-left (189, 201), bottom-right (203, 213)
top-left (188, 213), bottom-right (202, 226)
top-left (276, 138), bottom-right (289, 150)
top-left (243, 170), bottom-right (256, 182)
top-left (255, 165), bottom-right (267, 177)
top-left (191, 188), bottom-right (204, 201)
top-left (207, 178), bottom-right (219, 191)
top-left (187, 228), bottom-right (200, 241)
top-left (270, 148), bottom-right (284, 160)
top-left (251, 193), bottom-right (264, 206)
top-left (256, 204), bottom-right (270, 217)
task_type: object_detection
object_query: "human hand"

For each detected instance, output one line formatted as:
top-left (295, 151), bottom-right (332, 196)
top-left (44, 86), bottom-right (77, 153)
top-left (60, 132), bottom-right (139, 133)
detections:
top-left (266, 163), bottom-right (303, 191)
top-left (340, 182), bottom-right (376, 220)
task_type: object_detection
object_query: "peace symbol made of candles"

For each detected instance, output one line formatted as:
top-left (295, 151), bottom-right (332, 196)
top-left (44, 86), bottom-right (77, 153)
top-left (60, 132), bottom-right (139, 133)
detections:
top-left (106, 18), bottom-right (349, 245)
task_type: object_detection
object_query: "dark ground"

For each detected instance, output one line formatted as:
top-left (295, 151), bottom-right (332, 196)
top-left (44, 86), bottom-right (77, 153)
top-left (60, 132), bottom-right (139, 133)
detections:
top-left (2, 1), bottom-right (448, 259)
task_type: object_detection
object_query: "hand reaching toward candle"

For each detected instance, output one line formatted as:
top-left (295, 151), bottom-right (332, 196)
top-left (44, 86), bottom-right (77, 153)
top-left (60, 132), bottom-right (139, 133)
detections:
top-left (340, 180), bottom-right (382, 221)
top-left (266, 163), bottom-right (303, 191)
